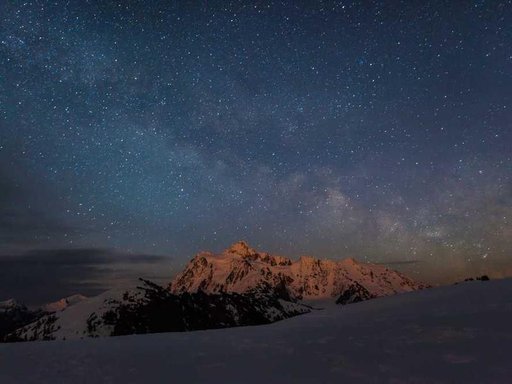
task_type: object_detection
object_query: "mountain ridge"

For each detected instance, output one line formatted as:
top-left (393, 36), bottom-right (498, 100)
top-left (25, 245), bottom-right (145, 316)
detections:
top-left (170, 241), bottom-right (427, 303)
top-left (41, 294), bottom-right (89, 313)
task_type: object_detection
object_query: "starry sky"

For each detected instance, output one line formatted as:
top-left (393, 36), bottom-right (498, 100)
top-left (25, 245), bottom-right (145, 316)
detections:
top-left (1, 1), bottom-right (511, 304)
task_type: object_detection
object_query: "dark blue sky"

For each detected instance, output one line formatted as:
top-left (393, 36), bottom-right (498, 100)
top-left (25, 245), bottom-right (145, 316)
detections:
top-left (0, 1), bottom-right (511, 302)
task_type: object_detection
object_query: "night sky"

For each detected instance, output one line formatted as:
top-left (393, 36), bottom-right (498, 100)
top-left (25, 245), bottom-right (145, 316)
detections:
top-left (1, 1), bottom-right (511, 304)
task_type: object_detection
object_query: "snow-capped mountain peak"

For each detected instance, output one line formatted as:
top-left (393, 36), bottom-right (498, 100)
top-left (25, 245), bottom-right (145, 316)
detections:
top-left (225, 240), bottom-right (257, 257)
top-left (170, 242), bottom-right (427, 302)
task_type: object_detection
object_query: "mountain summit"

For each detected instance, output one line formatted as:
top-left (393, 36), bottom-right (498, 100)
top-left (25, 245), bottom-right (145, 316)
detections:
top-left (226, 240), bottom-right (256, 257)
top-left (170, 242), bottom-right (427, 303)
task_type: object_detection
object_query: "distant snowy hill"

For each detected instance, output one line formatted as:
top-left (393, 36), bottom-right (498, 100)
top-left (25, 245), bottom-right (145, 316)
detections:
top-left (0, 299), bottom-right (19, 312)
top-left (11, 286), bottom-right (137, 341)
top-left (1, 278), bottom-right (510, 383)
top-left (171, 241), bottom-right (427, 303)
top-left (41, 294), bottom-right (88, 313)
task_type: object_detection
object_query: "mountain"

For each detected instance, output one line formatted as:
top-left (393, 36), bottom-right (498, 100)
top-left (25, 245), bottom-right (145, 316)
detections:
top-left (0, 299), bottom-right (47, 342)
top-left (41, 294), bottom-right (88, 313)
top-left (0, 295), bottom-right (87, 342)
top-left (7, 241), bottom-right (426, 342)
top-left (10, 286), bottom-right (138, 341)
top-left (9, 279), bottom-right (310, 341)
top-left (0, 299), bottom-right (20, 312)
top-left (170, 241), bottom-right (427, 304)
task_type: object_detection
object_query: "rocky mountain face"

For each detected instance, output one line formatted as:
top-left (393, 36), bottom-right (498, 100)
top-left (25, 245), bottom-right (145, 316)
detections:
top-left (170, 241), bottom-right (427, 304)
top-left (9, 279), bottom-right (310, 341)
top-left (335, 281), bottom-right (375, 305)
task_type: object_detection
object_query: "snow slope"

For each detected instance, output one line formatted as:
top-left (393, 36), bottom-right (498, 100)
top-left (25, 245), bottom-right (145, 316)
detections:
top-left (11, 286), bottom-right (135, 340)
top-left (1, 279), bottom-right (511, 383)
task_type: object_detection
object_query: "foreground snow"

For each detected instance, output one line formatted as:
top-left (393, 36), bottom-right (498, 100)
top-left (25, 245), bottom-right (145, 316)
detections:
top-left (1, 279), bottom-right (511, 383)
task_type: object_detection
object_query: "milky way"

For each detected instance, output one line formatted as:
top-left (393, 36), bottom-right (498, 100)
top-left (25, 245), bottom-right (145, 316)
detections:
top-left (0, 1), bottom-right (511, 301)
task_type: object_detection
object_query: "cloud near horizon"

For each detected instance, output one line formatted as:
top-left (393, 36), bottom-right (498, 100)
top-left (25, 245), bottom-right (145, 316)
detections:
top-left (0, 248), bottom-right (172, 307)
